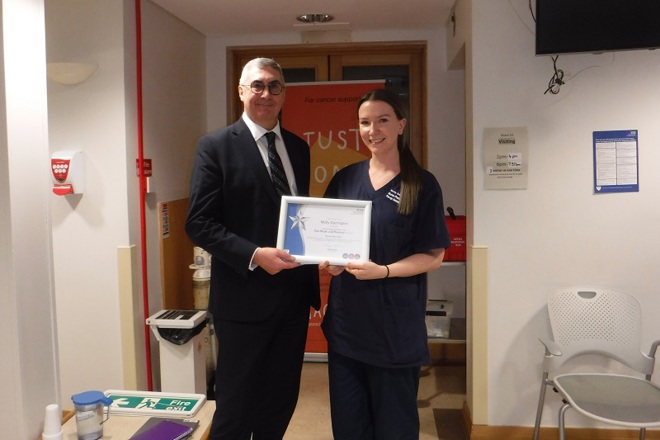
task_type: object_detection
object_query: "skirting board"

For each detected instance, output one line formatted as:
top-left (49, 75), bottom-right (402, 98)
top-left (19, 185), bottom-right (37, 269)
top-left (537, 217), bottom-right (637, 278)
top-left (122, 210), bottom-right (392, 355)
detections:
top-left (462, 402), bottom-right (660, 440)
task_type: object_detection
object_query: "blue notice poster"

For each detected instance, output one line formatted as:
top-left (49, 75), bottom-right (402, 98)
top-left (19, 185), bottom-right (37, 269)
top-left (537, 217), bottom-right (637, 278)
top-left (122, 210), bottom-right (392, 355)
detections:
top-left (593, 130), bottom-right (639, 194)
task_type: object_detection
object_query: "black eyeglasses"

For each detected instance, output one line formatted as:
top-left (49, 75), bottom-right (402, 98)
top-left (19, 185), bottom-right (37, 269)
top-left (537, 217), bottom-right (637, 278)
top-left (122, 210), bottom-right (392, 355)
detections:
top-left (240, 80), bottom-right (285, 95)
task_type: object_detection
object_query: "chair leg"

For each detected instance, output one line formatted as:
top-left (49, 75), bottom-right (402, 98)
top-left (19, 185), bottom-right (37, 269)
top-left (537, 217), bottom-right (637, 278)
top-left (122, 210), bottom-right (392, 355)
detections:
top-left (556, 404), bottom-right (648, 440)
top-left (533, 373), bottom-right (549, 440)
top-left (558, 403), bottom-right (570, 440)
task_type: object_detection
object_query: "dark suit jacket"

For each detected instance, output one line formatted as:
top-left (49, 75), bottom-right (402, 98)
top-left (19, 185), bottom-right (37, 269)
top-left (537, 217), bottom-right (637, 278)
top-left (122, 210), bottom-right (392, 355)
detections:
top-left (185, 118), bottom-right (320, 322)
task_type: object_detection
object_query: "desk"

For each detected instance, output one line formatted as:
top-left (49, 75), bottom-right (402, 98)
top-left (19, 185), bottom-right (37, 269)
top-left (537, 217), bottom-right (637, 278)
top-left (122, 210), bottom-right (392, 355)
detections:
top-left (61, 400), bottom-right (215, 439)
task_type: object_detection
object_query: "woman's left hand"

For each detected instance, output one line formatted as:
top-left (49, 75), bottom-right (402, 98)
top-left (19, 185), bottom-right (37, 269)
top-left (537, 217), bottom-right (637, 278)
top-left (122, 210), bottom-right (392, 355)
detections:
top-left (319, 261), bottom-right (346, 276)
top-left (341, 249), bottom-right (445, 281)
top-left (345, 261), bottom-right (389, 280)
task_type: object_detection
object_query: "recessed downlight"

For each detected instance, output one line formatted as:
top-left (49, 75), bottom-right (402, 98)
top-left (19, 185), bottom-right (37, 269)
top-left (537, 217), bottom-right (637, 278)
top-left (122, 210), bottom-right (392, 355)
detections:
top-left (296, 14), bottom-right (335, 24)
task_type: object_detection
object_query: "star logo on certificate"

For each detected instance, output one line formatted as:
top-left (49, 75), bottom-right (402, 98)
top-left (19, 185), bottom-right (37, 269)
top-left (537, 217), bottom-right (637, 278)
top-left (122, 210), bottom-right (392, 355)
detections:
top-left (289, 213), bottom-right (309, 230)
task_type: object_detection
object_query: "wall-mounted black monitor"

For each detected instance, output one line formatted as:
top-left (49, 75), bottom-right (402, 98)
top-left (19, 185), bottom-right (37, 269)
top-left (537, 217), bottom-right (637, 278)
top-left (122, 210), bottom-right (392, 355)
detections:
top-left (536, 0), bottom-right (660, 55)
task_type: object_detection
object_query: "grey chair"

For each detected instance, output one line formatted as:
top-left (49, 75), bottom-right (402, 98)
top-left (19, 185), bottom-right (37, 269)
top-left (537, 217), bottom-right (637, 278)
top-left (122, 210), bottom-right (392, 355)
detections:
top-left (533, 287), bottom-right (660, 440)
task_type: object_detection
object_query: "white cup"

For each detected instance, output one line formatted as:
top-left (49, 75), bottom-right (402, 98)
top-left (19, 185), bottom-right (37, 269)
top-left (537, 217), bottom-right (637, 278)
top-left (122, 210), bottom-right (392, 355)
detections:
top-left (42, 403), bottom-right (63, 440)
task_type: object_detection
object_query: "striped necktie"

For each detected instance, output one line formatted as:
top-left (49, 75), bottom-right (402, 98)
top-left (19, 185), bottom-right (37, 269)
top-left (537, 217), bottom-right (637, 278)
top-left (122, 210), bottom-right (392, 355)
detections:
top-left (265, 131), bottom-right (291, 196)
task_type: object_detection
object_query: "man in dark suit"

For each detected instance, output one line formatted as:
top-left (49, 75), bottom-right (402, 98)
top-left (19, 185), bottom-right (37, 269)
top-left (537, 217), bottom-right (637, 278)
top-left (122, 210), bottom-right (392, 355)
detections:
top-left (185, 57), bottom-right (320, 440)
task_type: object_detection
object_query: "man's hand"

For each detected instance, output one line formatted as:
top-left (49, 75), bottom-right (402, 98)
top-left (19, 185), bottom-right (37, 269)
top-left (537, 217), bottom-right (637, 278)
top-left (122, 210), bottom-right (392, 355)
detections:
top-left (253, 247), bottom-right (300, 275)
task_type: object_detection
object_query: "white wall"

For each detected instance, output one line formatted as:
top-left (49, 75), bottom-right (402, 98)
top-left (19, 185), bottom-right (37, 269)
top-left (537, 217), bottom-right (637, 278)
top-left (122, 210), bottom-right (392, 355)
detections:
top-left (140, 0), bottom-right (207, 385)
top-left (1, 0), bottom-right (60, 437)
top-left (141, 1), bottom-right (206, 205)
top-left (471, 0), bottom-right (660, 428)
top-left (46, 0), bottom-right (206, 407)
top-left (47, 0), bottom-right (135, 405)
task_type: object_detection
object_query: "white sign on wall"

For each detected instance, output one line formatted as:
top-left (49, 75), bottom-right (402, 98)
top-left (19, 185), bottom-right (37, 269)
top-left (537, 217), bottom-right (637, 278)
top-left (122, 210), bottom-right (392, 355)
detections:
top-left (483, 127), bottom-right (529, 190)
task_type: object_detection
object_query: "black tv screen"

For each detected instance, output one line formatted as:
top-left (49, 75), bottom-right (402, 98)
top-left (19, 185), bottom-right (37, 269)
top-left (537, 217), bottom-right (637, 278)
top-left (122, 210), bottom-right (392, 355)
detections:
top-left (536, 0), bottom-right (660, 55)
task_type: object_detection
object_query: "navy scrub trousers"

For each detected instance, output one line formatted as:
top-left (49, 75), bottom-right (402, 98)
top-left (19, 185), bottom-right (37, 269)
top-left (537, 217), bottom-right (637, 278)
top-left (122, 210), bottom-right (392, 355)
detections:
top-left (327, 350), bottom-right (422, 440)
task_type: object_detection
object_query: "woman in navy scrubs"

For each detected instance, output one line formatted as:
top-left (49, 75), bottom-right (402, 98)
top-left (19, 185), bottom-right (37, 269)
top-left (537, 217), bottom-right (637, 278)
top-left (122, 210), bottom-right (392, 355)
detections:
top-left (320, 88), bottom-right (451, 440)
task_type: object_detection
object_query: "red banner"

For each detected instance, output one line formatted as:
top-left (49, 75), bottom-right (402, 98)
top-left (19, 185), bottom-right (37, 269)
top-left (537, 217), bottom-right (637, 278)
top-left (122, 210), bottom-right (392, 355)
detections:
top-left (281, 81), bottom-right (385, 354)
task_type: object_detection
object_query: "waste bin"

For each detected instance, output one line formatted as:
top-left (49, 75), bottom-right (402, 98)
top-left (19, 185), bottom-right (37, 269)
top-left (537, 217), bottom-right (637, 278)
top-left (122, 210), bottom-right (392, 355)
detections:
top-left (426, 300), bottom-right (451, 339)
top-left (146, 309), bottom-right (208, 394)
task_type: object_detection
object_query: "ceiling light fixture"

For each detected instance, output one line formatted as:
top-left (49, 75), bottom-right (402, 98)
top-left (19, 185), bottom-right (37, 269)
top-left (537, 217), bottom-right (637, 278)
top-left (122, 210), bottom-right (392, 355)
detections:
top-left (47, 62), bottom-right (97, 85)
top-left (296, 14), bottom-right (335, 24)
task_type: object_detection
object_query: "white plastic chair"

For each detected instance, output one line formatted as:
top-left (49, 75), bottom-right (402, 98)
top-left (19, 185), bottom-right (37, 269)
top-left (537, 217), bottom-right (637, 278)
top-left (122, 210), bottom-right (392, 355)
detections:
top-left (532, 287), bottom-right (660, 440)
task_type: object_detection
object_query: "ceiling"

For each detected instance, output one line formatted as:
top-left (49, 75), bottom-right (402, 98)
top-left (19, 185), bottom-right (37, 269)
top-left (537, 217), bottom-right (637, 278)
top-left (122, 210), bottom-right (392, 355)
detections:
top-left (149, 0), bottom-right (456, 37)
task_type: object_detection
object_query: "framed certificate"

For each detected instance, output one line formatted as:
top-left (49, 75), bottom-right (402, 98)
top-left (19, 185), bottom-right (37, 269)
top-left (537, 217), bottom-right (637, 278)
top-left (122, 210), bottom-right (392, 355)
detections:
top-left (276, 196), bottom-right (372, 265)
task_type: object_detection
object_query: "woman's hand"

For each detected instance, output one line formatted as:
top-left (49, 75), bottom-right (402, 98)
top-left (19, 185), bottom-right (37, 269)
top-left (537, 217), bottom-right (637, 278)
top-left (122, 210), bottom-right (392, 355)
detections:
top-left (330, 248), bottom-right (445, 281)
top-left (319, 261), bottom-right (346, 276)
top-left (344, 261), bottom-right (389, 280)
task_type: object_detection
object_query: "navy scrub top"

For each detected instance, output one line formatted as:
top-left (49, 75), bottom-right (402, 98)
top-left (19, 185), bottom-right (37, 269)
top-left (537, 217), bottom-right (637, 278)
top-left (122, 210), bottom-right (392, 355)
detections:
top-left (321, 160), bottom-right (451, 368)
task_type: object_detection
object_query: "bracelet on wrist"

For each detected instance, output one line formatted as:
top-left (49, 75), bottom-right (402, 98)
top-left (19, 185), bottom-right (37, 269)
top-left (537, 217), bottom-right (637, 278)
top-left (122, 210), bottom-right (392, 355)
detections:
top-left (384, 265), bottom-right (390, 278)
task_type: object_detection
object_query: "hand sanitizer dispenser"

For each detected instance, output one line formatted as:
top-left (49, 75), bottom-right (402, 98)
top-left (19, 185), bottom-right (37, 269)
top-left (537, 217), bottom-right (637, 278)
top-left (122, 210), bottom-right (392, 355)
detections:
top-left (51, 150), bottom-right (84, 196)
